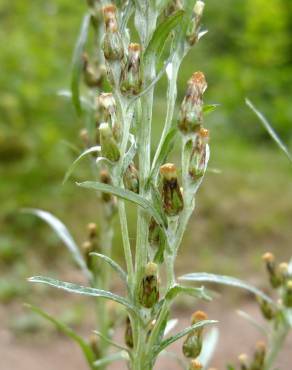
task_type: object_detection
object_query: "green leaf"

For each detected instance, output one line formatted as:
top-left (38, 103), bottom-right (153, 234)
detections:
top-left (25, 304), bottom-right (96, 370)
top-left (22, 209), bottom-right (90, 280)
top-left (237, 310), bottom-right (268, 335)
top-left (150, 128), bottom-right (177, 181)
top-left (90, 252), bottom-right (127, 284)
top-left (71, 13), bottom-right (91, 116)
top-left (63, 146), bottom-right (101, 184)
top-left (203, 104), bottom-right (220, 116)
top-left (144, 10), bottom-right (184, 60)
top-left (93, 330), bottom-right (129, 352)
top-left (93, 351), bottom-right (129, 368)
top-left (28, 276), bottom-right (140, 317)
top-left (121, 134), bottom-right (137, 176)
top-left (153, 320), bottom-right (217, 356)
top-left (77, 181), bottom-right (166, 228)
top-left (179, 272), bottom-right (275, 305)
top-left (165, 284), bottom-right (212, 302)
top-left (246, 98), bottom-right (292, 163)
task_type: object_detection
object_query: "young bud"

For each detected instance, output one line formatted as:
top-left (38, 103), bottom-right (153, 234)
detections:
top-left (257, 297), bottom-right (276, 320)
top-left (178, 72), bottom-right (207, 134)
top-left (123, 163), bottom-right (139, 193)
top-left (278, 262), bottom-right (289, 282)
top-left (87, 222), bottom-right (97, 239)
top-left (124, 316), bottom-right (133, 348)
top-left (139, 262), bottom-right (159, 308)
top-left (102, 5), bottom-right (124, 61)
top-left (99, 122), bottom-right (120, 162)
top-left (262, 252), bottom-right (281, 288)
top-left (283, 280), bottom-right (292, 307)
top-left (160, 163), bottom-right (184, 217)
top-left (189, 359), bottom-right (203, 370)
top-left (99, 93), bottom-right (121, 141)
top-left (251, 341), bottom-right (266, 370)
top-left (120, 43), bottom-right (142, 96)
top-left (183, 311), bottom-right (208, 359)
top-left (82, 53), bottom-right (104, 88)
top-left (238, 353), bottom-right (249, 370)
top-left (187, 1), bottom-right (205, 45)
top-left (89, 334), bottom-right (101, 359)
top-left (82, 241), bottom-right (94, 268)
top-left (100, 169), bottom-right (113, 203)
top-left (148, 217), bottom-right (161, 246)
top-left (189, 127), bottom-right (209, 180)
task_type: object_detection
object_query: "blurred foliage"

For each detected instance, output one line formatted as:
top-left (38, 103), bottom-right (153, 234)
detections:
top-left (1, 0), bottom-right (292, 302)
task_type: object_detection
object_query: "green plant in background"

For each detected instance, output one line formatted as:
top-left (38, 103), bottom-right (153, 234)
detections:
top-left (23, 0), bottom-right (292, 369)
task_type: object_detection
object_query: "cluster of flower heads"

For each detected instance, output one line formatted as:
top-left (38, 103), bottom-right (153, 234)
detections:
top-left (260, 252), bottom-right (292, 314)
top-left (81, 0), bottom-right (213, 366)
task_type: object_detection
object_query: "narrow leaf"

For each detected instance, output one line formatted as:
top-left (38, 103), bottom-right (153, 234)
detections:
top-left (22, 209), bottom-right (90, 280)
top-left (93, 330), bottom-right (129, 352)
top-left (203, 104), bottom-right (220, 115)
top-left (25, 304), bottom-right (96, 369)
top-left (179, 272), bottom-right (274, 305)
top-left (246, 98), bottom-right (292, 162)
top-left (28, 276), bottom-right (139, 317)
top-left (144, 10), bottom-right (184, 60)
top-left (63, 146), bottom-right (101, 184)
top-left (237, 310), bottom-right (268, 335)
top-left (121, 134), bottom-right (137, 175)
top-left (77, 181), bottom-right (166, 228)
top-left (154, 320), bottom-right (217, 356)
top-left (71, 13), bottom-right (91, 115)
top-left (165, 284), bottom-right (211, 302)
top-left (90, 252), bottom-right (127, 284)
top-left (93, 351), bottom-right (129, 368)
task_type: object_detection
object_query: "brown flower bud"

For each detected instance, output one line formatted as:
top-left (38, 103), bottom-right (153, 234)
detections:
top-left (87, 222), bottom-right (97, 238)
top-left (99, 122), bottom-right (120, 162)
top-left (178, 72), bottom-right (207, 134)
top-left (98, 93), bottom-right (121, 141)
top-left (250, 341), bottom-right (266, 369)
top-left (189, 127), bottom-right (209, 180)
top-left (160, 163), bottom-right (184, 217)
top-left (120, 43), bottom-right (142, 96)
top-left (82, 241), bottom-right (94, 268)
top-left (123, 163), bottom-right (139, 193)
top-left (257, 297), bottom-right (276, 320)
top-left (148, 217), bottom-right (161, 246)
top-left (262, 252), bottom-right (281, 288)
top-left (102, 5), bottom-right (124, 61)
top-left (183, 311), bottom-right (208, 359)
top-left (139, 262), bottom-right (159, 308)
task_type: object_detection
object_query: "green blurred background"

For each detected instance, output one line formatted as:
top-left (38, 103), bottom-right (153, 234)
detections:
top-left (1, 0), bottom-right (292, 305)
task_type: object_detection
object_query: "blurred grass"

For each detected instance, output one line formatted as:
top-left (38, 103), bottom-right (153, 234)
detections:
top-left (1, 0), bottom-right (292, 303)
